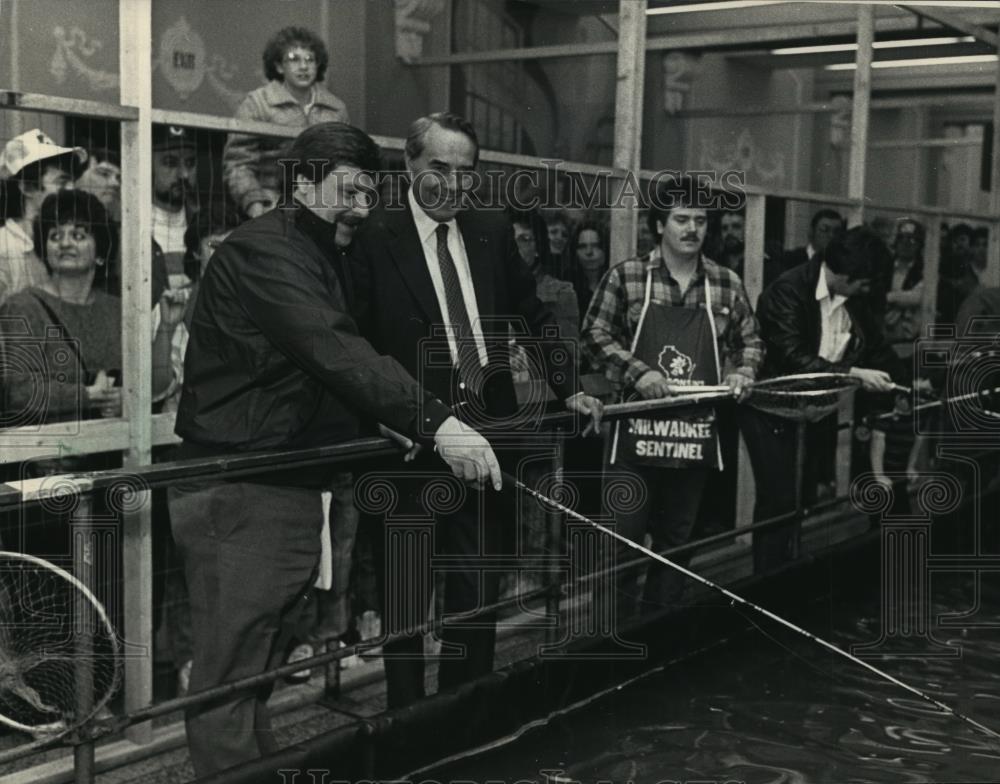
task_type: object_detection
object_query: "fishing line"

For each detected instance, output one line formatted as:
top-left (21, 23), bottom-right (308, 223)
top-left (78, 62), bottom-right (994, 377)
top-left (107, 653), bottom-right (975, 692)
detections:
top-left (506, 470), bottom-right (1000, 744)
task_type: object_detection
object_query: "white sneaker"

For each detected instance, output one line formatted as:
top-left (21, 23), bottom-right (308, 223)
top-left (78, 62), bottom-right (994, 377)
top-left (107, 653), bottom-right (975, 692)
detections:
top-left (285, 643), bottom-right (313, 683)
top-left (358, 610), bottom-right (383, 659)
top-left (358, 610), bottom-right (382, 641)
top-left (177, 659), bottom-right (193, 696)
top-left (339, 640), bottom-right (362, 669)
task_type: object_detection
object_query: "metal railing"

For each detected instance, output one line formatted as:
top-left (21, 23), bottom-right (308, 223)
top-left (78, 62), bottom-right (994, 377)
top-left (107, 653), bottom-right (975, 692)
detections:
top-left (0, 390), bottom-right (896, 782)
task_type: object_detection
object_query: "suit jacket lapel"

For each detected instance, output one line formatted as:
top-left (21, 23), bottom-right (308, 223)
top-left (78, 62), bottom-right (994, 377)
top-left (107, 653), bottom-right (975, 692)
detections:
top-left (456, 211), bottom-right (495, 319)
top-left (384, 202), bottom-right (442, 322)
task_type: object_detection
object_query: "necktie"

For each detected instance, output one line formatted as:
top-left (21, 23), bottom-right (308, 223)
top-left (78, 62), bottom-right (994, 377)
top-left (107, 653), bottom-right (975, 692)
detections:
top-left (435, 223), bottom-right (481, 391)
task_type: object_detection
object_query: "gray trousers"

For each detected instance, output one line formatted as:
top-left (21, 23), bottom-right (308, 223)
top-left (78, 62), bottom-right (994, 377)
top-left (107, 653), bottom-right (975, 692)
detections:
top-left (168, 481), bottom-right (322, 778)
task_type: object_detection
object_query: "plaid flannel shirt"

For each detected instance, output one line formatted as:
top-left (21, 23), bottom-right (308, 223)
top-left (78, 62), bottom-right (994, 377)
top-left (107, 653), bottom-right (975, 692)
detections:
top-left (581, 250), bottom-right (764, 392)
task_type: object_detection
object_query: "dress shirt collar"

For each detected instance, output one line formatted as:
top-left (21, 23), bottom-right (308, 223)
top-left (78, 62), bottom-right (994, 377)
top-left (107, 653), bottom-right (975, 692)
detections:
top-left (815, 262), bottom-right (847, 308)
top-left (647, 244), bottom-right (706, 282)
top-left (407, 186), bottom-right (458, 244)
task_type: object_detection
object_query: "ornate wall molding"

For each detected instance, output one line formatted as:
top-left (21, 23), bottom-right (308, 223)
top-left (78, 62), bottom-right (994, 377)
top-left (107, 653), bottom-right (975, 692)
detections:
top-left (662, 51), bottom-right (699, 115)
top-left (49, 26), bottom-right (119, 92)
top-left (156, 17), bottom-right (206, 101)
top-left (700, 127), bottom-right (785, 184)
top-left (395, 0), bottom-right (446, 64)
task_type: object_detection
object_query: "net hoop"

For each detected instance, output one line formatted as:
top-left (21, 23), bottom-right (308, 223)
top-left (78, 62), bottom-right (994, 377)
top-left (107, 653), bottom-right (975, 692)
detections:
top-left (746, 372), bottom-right (862, 422)
top-left (0, 551), bottom-right (121, 737)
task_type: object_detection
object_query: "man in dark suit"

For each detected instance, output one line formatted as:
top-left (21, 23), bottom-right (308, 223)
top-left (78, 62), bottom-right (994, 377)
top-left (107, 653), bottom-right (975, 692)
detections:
top-left (780, 208), bottom-right (845, 278)
top-left (350, 112), bottom-right (602, 708)
top-left (748, 225), bottom-right (900, 571)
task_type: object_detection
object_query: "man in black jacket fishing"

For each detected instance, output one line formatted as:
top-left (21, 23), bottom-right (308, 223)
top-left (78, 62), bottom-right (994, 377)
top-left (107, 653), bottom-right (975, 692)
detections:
top-left (169, 122), bottom-right (503, 777)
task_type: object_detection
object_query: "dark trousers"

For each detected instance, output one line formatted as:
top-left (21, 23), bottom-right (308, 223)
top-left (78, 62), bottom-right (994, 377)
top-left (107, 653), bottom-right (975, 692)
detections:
top-left (609, 464), bottom-right (710, 616)
top-left (371, 467), bottom-right (511, 709)
top-left (739, 408), bottom-right (797, 572)
top-left (168, 481), bottom-right (322, 778)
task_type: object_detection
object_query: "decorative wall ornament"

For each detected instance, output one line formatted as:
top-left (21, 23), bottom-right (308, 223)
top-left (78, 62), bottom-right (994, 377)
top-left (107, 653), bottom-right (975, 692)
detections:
top-left (395, 0), bottom-right (446, 64)
top-left (49, 26), bottom-right (119, 92)
top-left (205, 55), bottom-right (245, 112)
top-left (662, 51), bottom-right (699, 115)
top-left (829, 94), bottom-right (852, 149)
top-left (700, 128), bottom-right (785, 184)
top-left (156, 17), bottom-right (206, 101)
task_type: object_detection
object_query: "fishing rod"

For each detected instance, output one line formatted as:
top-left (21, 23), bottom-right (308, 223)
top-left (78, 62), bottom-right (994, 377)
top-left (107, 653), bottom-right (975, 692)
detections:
top-left (504, 469), bottom-right (1000, 744)
top-left (866, 384), bottom-right (1000, 425)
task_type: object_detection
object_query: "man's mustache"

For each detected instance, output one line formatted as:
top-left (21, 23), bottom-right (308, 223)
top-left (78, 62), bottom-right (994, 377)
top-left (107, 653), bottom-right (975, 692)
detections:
top-left (681, 234), bottom-right (700, 242)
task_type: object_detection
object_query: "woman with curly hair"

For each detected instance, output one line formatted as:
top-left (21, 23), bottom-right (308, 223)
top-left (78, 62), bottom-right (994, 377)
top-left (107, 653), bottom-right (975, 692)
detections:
top-left (223, 26), bottom-right (351, 218)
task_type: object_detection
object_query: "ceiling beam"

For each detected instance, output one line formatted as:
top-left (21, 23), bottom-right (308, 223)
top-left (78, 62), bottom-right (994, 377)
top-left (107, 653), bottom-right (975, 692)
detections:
top-left (899, 4), bottom-right (999, 48)
top-left (410, 14), bottom-right (956, 66)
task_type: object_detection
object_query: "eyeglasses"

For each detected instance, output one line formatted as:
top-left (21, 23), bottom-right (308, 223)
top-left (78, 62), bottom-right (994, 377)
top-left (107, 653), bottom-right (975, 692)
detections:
top-left (284, 52), bottom-right (316, 66)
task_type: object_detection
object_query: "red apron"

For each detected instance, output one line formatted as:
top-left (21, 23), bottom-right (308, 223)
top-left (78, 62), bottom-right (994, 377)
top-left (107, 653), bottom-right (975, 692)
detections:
top-left (610, 265), bottom-right (723, 470)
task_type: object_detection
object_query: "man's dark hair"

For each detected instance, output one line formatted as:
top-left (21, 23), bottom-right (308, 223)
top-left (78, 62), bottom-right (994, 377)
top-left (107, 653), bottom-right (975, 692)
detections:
top-left (281, 122), bottom-right (381, 202)
top-left (79, 143), bottom-right (121, 170)
top-left (822, 225), bottom-right (889, 281)
top-left (262, 26), bottom-right (329, 83)
top-left (948, 222), bottom-right (975, 244)
top-left (404, 112), bottom-right (480, 168)
top-left (810, 208), bottom-right (844, 233)
top-left (894, 217), bottom-right (926, 249)
top-left (33, 190), bottom-right (117, 275)
top-left (0, 153), bottom-right (83, 220)
top-left (972, 226), bottom-right (989, 243)
top-left (543, 208), bottom-right (571, 230)
top-left (647, 176), bottom-right (711, 241)
top-left (183, 197), bottom-right (242, 279)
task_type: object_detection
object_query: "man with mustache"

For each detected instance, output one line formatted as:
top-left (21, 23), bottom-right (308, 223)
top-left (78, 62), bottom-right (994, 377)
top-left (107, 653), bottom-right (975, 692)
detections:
top-left (582, 177), bottom-right (763, 617)
top-left (169, 122), bottom-right (503, 776)
top-left (151, 125), bottom-right (199, 307)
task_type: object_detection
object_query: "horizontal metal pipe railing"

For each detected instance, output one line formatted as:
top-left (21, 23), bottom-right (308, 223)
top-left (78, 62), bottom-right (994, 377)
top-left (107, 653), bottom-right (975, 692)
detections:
top-left (1, 397), bottom-right (991, 769)
top-left (4, 384), bottom-right (991, 512)
top-left (8, 94), bottom-right (993, 227)
top-left (0, 473), bottom-right (868, 768)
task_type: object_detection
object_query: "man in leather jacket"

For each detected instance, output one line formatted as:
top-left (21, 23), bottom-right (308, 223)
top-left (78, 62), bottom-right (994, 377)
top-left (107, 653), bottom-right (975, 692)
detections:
top-left (748, 226), bottom-right (900, 571)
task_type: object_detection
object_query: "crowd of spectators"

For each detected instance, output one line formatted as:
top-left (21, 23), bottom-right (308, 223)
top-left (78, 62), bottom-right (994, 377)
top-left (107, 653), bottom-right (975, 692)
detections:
top-left (1, 25), bottom-right (998, 770)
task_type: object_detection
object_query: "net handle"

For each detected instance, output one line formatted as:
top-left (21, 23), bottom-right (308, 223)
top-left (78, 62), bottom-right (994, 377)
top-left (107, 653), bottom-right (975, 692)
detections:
top-left (605, 373), bottom-right (863, 420)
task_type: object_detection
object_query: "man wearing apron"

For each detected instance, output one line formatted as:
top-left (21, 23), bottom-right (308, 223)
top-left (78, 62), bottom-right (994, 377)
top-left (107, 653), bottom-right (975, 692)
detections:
top-left (581, 178), bottom-right (764, 617)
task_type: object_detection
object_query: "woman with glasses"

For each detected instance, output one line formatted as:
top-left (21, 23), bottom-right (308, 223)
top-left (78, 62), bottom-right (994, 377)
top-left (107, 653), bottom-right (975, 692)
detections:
top-left (223, 26), bottom-right (351, 219)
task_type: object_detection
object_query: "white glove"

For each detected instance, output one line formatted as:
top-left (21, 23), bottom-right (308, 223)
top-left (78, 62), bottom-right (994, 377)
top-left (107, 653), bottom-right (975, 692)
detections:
top-left (433, 416), bottom-right (503, 491)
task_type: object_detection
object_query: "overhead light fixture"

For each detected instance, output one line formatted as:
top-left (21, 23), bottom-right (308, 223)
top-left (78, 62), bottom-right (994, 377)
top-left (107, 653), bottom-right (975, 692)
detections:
top-left (772, 36), bottom-right (974, 56)
top-left (647, 1), bottom-right (787, 15)
top-left (826, 54), bottom-right (998, 70)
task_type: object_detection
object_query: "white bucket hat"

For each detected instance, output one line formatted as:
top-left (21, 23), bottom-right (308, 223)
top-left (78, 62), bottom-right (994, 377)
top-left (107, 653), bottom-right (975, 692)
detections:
top-left (0, 129), bottom-right (87, 178)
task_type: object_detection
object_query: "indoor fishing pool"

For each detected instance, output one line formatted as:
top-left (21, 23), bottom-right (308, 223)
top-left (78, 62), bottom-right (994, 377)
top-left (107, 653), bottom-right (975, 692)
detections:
top-left (417, 573), bottom-right (1000, 784)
